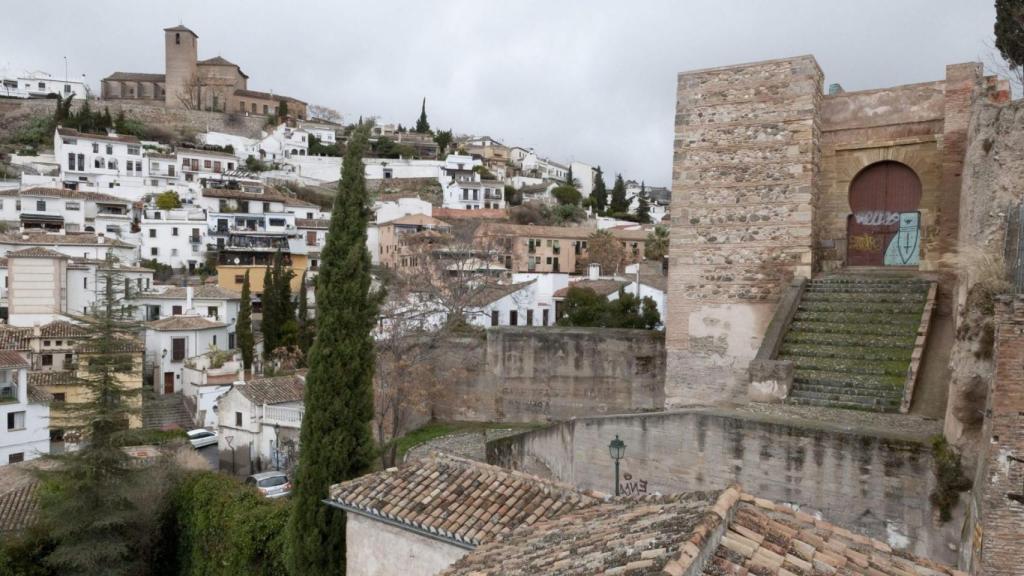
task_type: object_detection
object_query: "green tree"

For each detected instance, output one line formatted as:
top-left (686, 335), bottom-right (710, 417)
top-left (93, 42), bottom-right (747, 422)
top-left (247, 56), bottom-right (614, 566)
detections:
top-left (276, 100), bottom-right (288, 120)
top-left (414, 97), bottom-right (431, 133)
top-left (995, 0), bottom-right (1024, 72)
top-left (636, 183), bottom-right (651, 224)
top-left (37, 263), bottom-right (147, 575)
top-left (566, 164), bottom-right (574, 186)
top-left (237, 271), bottom-right (255, 371)
top-left (154, 190), bottom-right (182, 210)
top-left (433, 128), bottom-right (453, 158)
top-left (297, 271), bottom-right (313, 358)
top-left (610, 174), bottom-right (629, 214)
top-left (551, 185), bottom-right (582, 206)
top-left (261, 263), bottom-right (279, 358)
top-left (557, 286), bottom-right (660, 329)
top-left (592, 166), bottom-right (608, 213)
top-left (287, 125), bottom-right (379, 575)
top-left (274, 253), bottom-right (297, 349)
top-left (645, 225), bottom-right (670, 261)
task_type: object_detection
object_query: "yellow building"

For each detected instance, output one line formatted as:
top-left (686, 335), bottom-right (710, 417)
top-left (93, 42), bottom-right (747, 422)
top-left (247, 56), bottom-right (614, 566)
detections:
top-left (217, 255), bottom-right (308, 295)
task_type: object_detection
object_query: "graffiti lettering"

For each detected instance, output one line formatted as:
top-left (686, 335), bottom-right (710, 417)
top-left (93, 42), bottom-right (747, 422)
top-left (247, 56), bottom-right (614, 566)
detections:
top-left (619, 472), bottom-right (648, 496)
top-left (854, 211), bottom-right (901, 226)
top-left (849, 233), bottom-right (881, 253)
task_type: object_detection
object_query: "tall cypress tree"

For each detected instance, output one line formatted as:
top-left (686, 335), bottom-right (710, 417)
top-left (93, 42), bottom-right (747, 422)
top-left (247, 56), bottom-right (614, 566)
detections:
top-left (274, 252), bottom-right (296, 348)
top-left (593, 166), bottom-right (608, 213)
top-left (610, 173), bottom-right (629, 214)
top-left (297, 271), bottom-right (313, 357)
top-left (287, 125), bottom-right (379, 575)
top-left (261, 262), bottom-right (278, 358)
top-left (237, 271), bottom-right (255, 370)
top-left (415, 97), bottom-right (431, 133)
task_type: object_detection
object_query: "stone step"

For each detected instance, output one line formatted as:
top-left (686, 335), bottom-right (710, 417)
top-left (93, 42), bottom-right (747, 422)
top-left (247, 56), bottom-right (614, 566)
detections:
top-left (790, 310), bottom-right (922, 326)
top-left (797, 300), bottom-right (924, 315)
top-left (142, 393), bottom-right (195, 430)
top-left (793, 369), bottom-right (906, 389)
top-left (779, 343), bottom-right (913, 362)
top-left (782, 331), bottom-right (916, 348)
top-left (786, 321), bottom-right (911, 337)
top-left (805, 282), bottom-right (930, 294)
top-left (779, 355), bottom-right (908, 376)
top-left (788, 383), bottom-right (903, 402)
top-left (791, 379), bottom-right (904, 398)
top-left (786, 394), bottom-right (900, 413)
top-left (800, 291), bottom-right (927, 304)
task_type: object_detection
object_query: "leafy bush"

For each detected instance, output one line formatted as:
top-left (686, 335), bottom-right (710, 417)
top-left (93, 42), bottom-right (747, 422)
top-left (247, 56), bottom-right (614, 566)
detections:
top-left (557, 286), bottom-right (661, 329)
top-left (551, 185), bottom-right (582, 206)
top-left (153, 472), bottom-right (290, 576)
top-left (155, 190), bottom-right (182, 210)
top-left (245, 156), bottom-right (271, 172)
top-left (929, 435), bottom-right (972, 522)
top-left (141, 259), bottom-right (174, 282)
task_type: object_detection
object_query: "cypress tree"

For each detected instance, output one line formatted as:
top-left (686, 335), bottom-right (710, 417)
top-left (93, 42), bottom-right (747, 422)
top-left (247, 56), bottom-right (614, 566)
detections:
top-left (593, 166), bottom-right (608, 213)
top-left (610, 174), bottom-right (629, 214)
top-left (237, 271), bottom-right (255, 370)
top-left (261, 262), bottom-right (278, 358)
top-left (637, 181), bottom-right (651, 223)
top-left (274, 251), bottom-right (296, 348)
top-left (297, 271), bottom-right (313, 357)
top-left (995, 0), bottom-right (1024, 71)
top-left (415, 97), bottom-right (431, 133)
top-left (287, 125), bottom-right (379, 575)
top-left (566, 164), bottom-right (574, 187)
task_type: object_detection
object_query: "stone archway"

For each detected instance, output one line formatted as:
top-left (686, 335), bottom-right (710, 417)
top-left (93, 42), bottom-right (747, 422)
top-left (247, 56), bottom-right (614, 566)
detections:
top-left (846, 161), bottom-right (922, 267)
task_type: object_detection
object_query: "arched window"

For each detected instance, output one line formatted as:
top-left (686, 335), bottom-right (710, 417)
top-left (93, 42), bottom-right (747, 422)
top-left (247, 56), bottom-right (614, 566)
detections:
top-left (846, 161), bottom-right (922, 267)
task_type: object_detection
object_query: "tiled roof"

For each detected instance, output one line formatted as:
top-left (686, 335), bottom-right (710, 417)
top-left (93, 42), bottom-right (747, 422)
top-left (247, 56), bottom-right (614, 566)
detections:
top-left (0, 231), bottom-right (135, 248)
top-left (464, 280), bottom-right (534, 307)
top-left (6, 247), bottom-right (69, 259)
top-left (27, 385), bottom-right (52, 404)
top-left (69, 258), bottom-right (154, 273)
top-left (477, 222), bottom-right (598, 241)
top-left (0, 350), bottom-right (29, 369)
top-left (0, 187), bottom-right (130, 204)
top-left (0, 321), bottom-right (89, 350)
top-left (39, 320), bottom-right (90, 339)
top-left (0, 482), bottom-right (39, 534)
top-left (443, 490), bottom-right (726, 575)
top-left (233, 88), bottom-right (307, 105)
top-left (146, 316), bottom-right (225, 331)
top-left (554, 279), bottom-right (629, 298)
top-left (201, 186), bottom-right (291, 202)
top-left (382, 213), bottom-right (450, 228)
top-left (702, 496), bottom-right (965, 576)
top-left (56, 127), bottom-right (141, 144)
top-left (103, 71), bottom-right (166, 83)
top-left (328, 453), bottom-right (598, 548)
top-left (28, 371), bottom-right (77, 387)
top-left (0, 327), bottom-right (31, 351)
top-left (237, 374), bottom-right (305, 405)
top-left (637, 260), bottom-right (668, 292)
top-left (75, 336), bottom-right (145, 354)
top-left (198, 56), bottom-right (240, 68)
top-left (284, 197), bottom-right (320, 208)
top-left (139, 285), bottom-right (241, 300)
top-left (177, 147), bottom-right (238, 160)
top-left (295, 218), bottom-right (330, 229)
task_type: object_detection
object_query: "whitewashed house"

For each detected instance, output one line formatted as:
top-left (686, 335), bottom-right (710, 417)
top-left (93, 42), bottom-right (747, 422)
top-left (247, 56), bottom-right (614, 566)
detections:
top-left (441, 155), bottom-right (504, 210)
top-left (1, 70), bottom-right (89, 100)
top-left (54, 127), bottom-right (147, 195)
top-left (145, 315), bottom-right (229, 395)
top-left (181, 350), bottom-right (245, 429)
top-left (299, 121), bottom-right (338, 145)
top-left (569, 161), bottom-right (595, 198)
top-left (177, 148), bottom-right (240, 184)
top-left (259, 124), bottom-right (309, 161)
top-left (0, 351), bottom-right (50, 465)
top-left (139, 207), bottom-right (209, 270)
top-left (133, 284), bottom-right (240, 326)
top-left (364, 158), bottom-right (444, 180)
top-left (0, 187), bottom-right (132, 236)
top-left (216, 373), bottom-right (304, 473)
top-left (198, 132), bottom-right (259, 164)
top-left (0, 231), bottom-right (138, 263)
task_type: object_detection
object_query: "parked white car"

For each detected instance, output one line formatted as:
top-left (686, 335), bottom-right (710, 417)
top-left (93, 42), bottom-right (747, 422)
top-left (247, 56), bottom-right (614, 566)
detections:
top-left (246, 471), bottom-right (291, 499)
top-left (187, 428), bottom-right (218, 449)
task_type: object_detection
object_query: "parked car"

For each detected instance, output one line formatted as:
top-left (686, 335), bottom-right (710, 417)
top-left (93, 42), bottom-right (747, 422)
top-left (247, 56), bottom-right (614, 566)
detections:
top-left (186, 428), bottom-right (218, 449)
top-left (246, 471), bottom-right (291, 498)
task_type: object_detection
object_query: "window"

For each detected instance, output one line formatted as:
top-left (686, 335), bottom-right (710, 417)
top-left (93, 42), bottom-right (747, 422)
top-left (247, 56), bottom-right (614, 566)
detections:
top-left (269, 218), bottom-right (285, 227)
top-left (42, 354), bottom-right (53, 366)
top-left (212, 335), bottom-right (217, 346)
top-left (172, 227), bottom-right (179, 236)
top-left (306, 231), bottom-right (317, 246)
top-left (204, 160), bottom-right (212, 169)
top-left (63, 354), bottom-right (72, 366)
top-left (67, 153), bottom-right (75, 170)
top-left (172, 305), bottom-right (182, 316)
top-left (175, 32), bottom-right (180, 45)
top-left (207, 306), bottom-right (218, 319)
top-left (542, 309), bottom-right (549, 326)
top-left (509, 310), bottom-right (518, 326)
top-left (83, 278), bottom-right (88, 289)
top-left (127, 145), bottom-right (140, 155)
top-left (171, 338), bottom-right (186, 362)
top-left (228, 332), bottom-right (236, 349)
top-left (234, 275), bottom-right (245, 284)
top-left (526, 310), bottom-right (534, 326)
top-left (37, 82), bottom-right (45, 90)
top-left (53, 392), bottom-right (66, 403)
top-left (151, 247), bottom-right (158, 256)
top-left (149, 229), bottom-right (157, 238)
top-left (235, 411), bottom-right (243, 427)
top-left (8, 453), bottom-right (23, 464)
top-left (65, 201), bottom-right (80, 211)
top-left (92, 143), bottom-right (99, 153)
top-left (491, 310), bottom-right (499, 326)
top-left (262, 202), bottom-right (270, 212)
top-left (7, 411), bottom-right (25, 431)
top-left (106, 144), bottom-right (112, 155)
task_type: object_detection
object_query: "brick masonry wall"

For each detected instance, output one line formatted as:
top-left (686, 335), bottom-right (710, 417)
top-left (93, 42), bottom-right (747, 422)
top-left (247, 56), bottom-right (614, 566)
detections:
top-left (432, 327), bottom-right (666, 423)
top-left (0, 98), bottom-right (266, 142)
top-left (489, 409), bottom-right (962, 565)
top-left (666, 56), bottom-right (822, 406)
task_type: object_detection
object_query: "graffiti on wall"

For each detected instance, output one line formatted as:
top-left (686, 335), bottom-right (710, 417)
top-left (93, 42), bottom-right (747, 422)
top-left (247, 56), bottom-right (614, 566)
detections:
top-left (620, 472), bottom-right (649, 496)
top-left (883, 212), bottom-right (920, 266)
top-left (854, 211), bottom-right (902, 227)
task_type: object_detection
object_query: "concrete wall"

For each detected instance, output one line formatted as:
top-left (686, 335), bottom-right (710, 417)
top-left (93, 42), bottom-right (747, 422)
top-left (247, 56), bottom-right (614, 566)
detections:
top-left (345, 512), bottom-right (468, 576)
top-left (429, 328), bottom-right (665, 424)
top-left (666, 56), bottom-right (822, 407)
top-left (488, 409), bottom-right (961, 565)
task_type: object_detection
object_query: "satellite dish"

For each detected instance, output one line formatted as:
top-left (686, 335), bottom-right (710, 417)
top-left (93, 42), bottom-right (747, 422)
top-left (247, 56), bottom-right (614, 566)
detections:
top-left (234, 257), bottom-right (240, 265)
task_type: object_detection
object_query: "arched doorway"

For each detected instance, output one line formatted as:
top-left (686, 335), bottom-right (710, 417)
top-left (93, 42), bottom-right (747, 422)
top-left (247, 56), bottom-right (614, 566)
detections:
top-left (846, 161), bottom-right (922, 267)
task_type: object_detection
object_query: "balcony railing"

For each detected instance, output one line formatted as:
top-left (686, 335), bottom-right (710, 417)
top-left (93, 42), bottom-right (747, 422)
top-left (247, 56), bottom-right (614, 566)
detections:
top-left (261, 404), bottom-right (303, 427)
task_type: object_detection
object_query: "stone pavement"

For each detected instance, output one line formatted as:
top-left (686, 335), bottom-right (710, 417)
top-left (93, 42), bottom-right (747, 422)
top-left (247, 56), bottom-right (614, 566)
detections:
top-left (731, 402), bottom-right (944, 442)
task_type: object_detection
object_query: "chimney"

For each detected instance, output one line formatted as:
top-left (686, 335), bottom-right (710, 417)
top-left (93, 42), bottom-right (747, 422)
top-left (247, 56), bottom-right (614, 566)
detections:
top-left (588, 263), bottom-right (600, 281)
top-left (186, 286), bottom-right (194, 312)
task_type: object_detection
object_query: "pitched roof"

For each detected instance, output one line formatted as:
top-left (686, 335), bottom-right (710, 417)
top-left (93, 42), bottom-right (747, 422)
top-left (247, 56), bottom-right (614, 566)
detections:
top-left (328, 453), bottom-right (598, 548)
top-left (0, 231), bottom-right (135, 248)
top-left (75, 335), bottom-right (145, 354)
top-left (0, 187), bottom-right (129, 203)
top-left (140, 285), bottom-right (241, 301)
top-left (284, 197), bottom-right (320, 208)
top-left (554, 279), bottom-right (629, 298)
top-left (637, 260), bottom-right (668, 292)
top-left (146, 316), bottom-right (226, 331)
top-left (6, 246), bottom-right (68, 259)
top-left (0, 481), bottom-right (39, 534)
top-left (464, 281), bottom-right (534, 307)
top-left (443, 490), bottom-right (726, 575)
top-left (237, 374), bottom-right (305, 405)
top-left (103, 72), bottom-right (166, 83)
top-left (477, 222), bottom-right (598, 241)
top-left (233, 88), bottom-right (307, 105)
top-left (163, 24), bottom-right (197, 35)
top-left (28, 371), bottom-right (77, 387)
top-left (0, 327), bottom-right (31, 351)
top-left (201, 186), bottom-right (293, 202)
top-left (39, 320), bottom-right (89, 339)
top-left (295, 218), bottom-right (330, 229)
top-left (27, 385), bottom-right (52, 404)
top-left (177, 147), bottom-right (239, 160)
top-left (0, 350), bottom-right (28, 369)
top-left (198, 56), bottom-right (240, 68)
top-left (56, 127), bottom-right (141, 144)
top-left (382, 213), bottom-right (450, 228)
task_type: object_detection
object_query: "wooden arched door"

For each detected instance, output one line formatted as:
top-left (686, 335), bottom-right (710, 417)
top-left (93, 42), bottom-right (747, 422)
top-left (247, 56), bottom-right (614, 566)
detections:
top-left (846, 161), bottom-right (922, 267)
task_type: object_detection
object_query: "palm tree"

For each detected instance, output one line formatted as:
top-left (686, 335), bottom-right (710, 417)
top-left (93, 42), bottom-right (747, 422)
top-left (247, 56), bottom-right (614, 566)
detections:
top-left (646, 225), bottom-right (670, 261)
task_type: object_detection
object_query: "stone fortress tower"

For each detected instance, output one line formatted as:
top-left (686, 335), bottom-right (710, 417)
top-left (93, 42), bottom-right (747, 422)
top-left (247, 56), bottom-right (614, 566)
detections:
top-left (163, 25), bottom-right (199, 110)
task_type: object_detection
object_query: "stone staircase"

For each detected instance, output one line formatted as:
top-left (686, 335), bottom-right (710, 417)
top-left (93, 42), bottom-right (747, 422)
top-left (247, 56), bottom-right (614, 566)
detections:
top-left (142, 392), bottom-right (196, 430)
top-left (778, 276), bottom-right (932, 412)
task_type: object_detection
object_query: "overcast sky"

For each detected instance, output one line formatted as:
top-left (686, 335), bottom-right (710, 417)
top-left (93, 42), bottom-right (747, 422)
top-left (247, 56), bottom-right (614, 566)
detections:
top-left (0, 1), bottom-right (999, 186)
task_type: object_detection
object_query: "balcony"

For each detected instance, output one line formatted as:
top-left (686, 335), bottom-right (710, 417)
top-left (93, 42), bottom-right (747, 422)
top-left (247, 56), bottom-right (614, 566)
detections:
top-left (261, 404), bottom-right (303, 427)
top-left (0, 386), bottom-right (17, 404)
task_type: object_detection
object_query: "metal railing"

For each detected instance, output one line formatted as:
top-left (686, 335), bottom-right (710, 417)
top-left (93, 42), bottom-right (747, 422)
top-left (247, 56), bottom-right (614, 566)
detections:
top-left (261, 404), bottom-right (303, 427)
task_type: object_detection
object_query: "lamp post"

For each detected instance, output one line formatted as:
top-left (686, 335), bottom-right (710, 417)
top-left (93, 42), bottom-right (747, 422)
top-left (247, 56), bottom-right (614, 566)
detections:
top-left (273, 423), bottom-right (281, 471)
top-left (608, 435), bottom-right (626, 496)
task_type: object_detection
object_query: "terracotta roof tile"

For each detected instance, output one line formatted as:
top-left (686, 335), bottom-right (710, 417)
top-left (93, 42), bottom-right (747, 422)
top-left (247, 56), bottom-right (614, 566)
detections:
top-left (38, 320), bottom-right (90, 339)
top-left (146, 315), bottom-right (226, 331)
top-left (237, 374), bottom-right (305, 405)
top-left (139, 285), bottom-right (240, 300)
top-left (28, 371), bottom-right (77, 387)
top-left (553, 279), bottom-right (629, 298)
top-left (0, 350), bottom-right (28, 369)
top-left (102, 71), bottom-right (166, 83)
top-left (0, 482), bottom-right (39, 534)
top-left (329, 453), bottom-right (598, 548)
top-left (56, 127), bottom-right (141, 145)
top-left (0, 231), bottom-right (135, 248)
top-left (0, 187), bottom-right (130, 203)
top-left (0, 327), bottom-right (31, 350)
top-left (6, 247), bottom-right (69, 259)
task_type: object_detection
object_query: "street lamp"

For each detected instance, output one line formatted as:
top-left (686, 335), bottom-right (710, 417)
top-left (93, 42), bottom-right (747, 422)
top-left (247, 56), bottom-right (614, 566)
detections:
top-left (273, 423), bottom-right (281, 471)
top-left (608, 435), bottom-right (626, 496)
